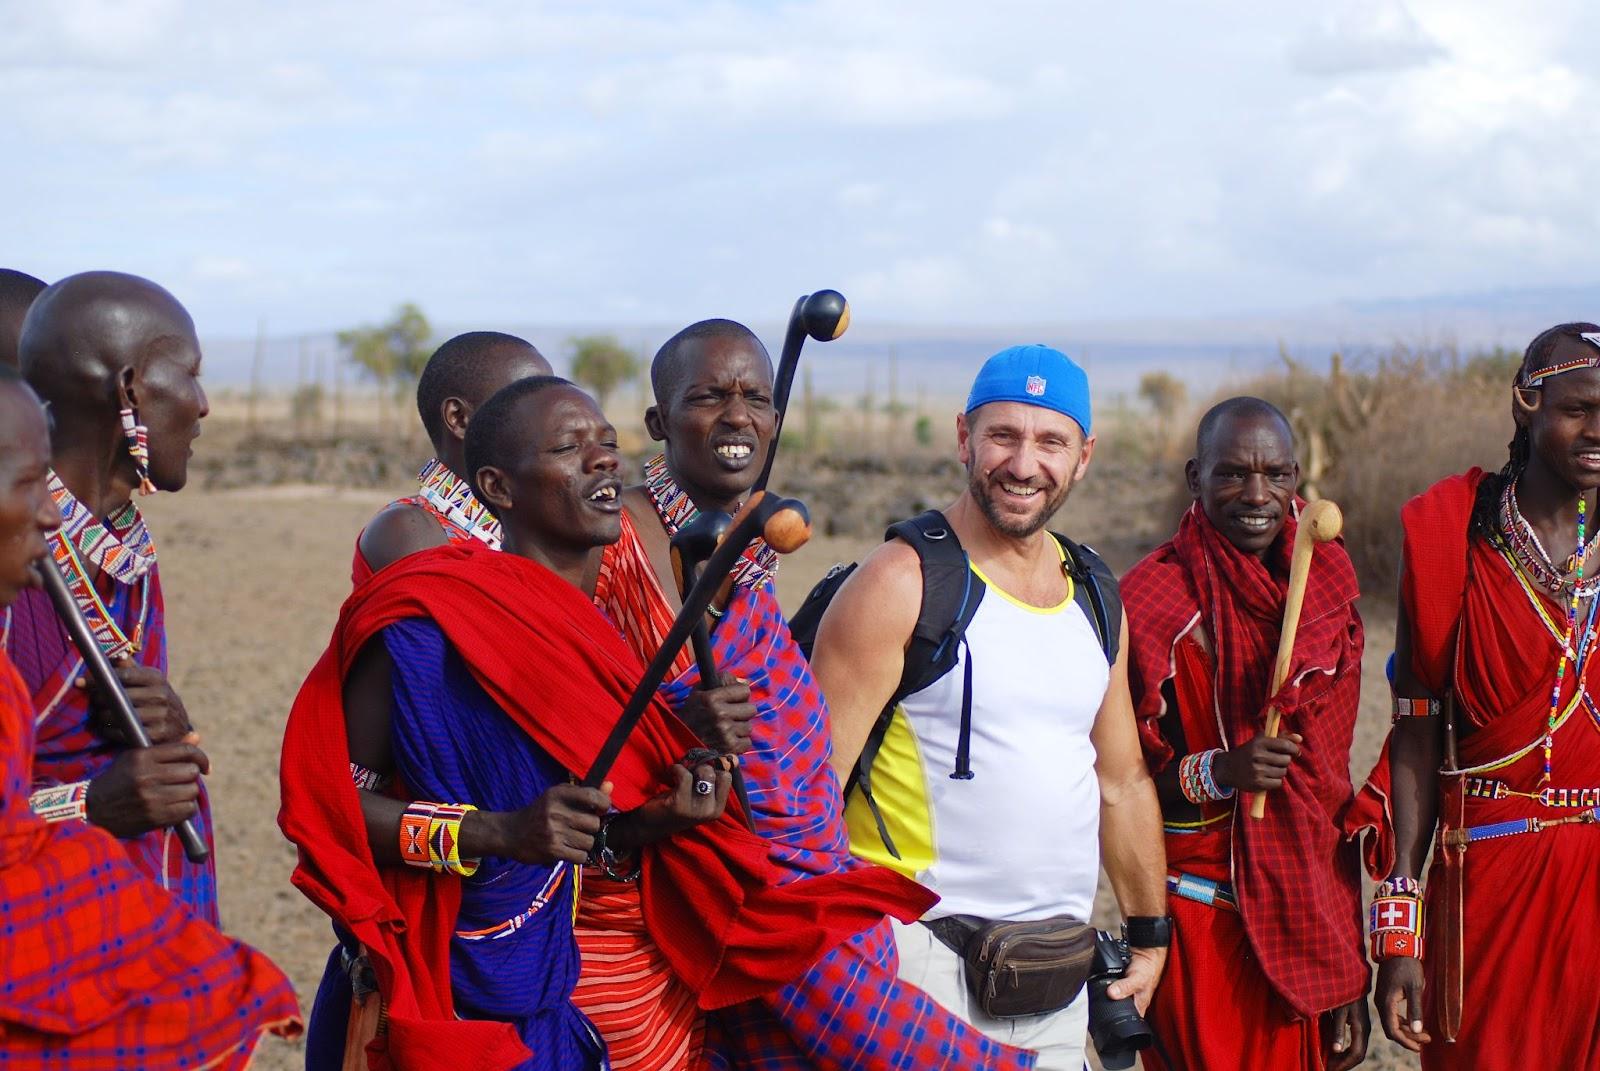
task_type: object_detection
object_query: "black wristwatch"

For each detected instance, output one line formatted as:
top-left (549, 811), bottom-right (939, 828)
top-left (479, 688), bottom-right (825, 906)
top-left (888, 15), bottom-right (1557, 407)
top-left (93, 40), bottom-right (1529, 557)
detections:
top-left (1124, 915), bottom-right (1172, 949)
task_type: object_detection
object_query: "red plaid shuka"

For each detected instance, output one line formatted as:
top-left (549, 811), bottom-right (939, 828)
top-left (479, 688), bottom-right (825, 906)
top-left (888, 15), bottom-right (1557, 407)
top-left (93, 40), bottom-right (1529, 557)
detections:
top-left (0, 650), bottom-right (301, 1068)
top-left (1123, 503), bottom-right (1368, 1018)
top-left (280, 543), bottom-right (935, 1071)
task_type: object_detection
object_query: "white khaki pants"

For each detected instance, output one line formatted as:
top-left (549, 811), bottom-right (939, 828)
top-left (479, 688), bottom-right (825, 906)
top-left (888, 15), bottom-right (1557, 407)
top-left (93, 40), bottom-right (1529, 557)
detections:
top-left (891, 916), bottom-right (1090, 1071)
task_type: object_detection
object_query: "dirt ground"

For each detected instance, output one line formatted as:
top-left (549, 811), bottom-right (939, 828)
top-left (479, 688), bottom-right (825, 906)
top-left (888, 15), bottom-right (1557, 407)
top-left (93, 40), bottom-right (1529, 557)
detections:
top-left (142, 475), bottom-right (1416, 1070)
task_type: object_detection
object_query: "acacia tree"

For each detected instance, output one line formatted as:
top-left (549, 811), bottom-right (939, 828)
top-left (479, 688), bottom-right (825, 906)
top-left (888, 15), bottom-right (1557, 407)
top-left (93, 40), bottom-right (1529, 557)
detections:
top-left (568, 334), bottom-right (640, 410)
top-left (338, 303), bottom-right (433, 436)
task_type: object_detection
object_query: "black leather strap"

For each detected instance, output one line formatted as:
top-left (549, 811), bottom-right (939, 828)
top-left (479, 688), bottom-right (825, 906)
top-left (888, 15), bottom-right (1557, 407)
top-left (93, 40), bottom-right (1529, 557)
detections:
top-left (1124, 915), bottom-right (1173, 948)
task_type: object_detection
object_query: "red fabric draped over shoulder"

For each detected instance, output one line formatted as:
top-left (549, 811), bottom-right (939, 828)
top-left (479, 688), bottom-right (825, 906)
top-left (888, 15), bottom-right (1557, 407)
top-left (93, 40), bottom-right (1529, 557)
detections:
top-left (1123, 504), bottom-right (1367, 1018)
top-left (280, 543), bottom-right (935, 1071)
top-left (0, 651), bottom-right (301, 1070)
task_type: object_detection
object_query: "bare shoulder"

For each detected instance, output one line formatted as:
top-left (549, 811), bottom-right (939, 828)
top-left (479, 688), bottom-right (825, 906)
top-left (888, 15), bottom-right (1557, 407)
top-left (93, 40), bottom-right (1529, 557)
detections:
top-left (358, 501), bottom-right (448, 573)
top-left (820, 537), bottom-right (924, 643)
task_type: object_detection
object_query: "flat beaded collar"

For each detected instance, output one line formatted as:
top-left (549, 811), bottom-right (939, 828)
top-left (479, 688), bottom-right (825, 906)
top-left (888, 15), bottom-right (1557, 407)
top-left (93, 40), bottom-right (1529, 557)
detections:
top-left (46, 471), bottom-right (155, 660)
top-left (415, 458), bottom-right (502, 549)
top-left (642, 453), bottom-right (778, 591)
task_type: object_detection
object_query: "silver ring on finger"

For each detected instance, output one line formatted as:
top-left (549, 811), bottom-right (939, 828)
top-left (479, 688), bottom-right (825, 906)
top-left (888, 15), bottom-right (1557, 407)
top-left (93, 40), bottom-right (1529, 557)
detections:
top-left (694, 779), bottom-right (714, 796)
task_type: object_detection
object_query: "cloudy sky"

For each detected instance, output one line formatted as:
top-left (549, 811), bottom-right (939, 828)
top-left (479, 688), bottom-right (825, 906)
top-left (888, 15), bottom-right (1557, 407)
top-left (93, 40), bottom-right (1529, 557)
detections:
top-left (3, 0), bottom-right (1595, 338)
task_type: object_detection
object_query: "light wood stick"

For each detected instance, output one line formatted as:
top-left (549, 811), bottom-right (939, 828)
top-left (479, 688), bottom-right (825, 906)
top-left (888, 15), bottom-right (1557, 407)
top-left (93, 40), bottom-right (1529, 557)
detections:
top-left (1248, 499), bottom-right (1343, 820)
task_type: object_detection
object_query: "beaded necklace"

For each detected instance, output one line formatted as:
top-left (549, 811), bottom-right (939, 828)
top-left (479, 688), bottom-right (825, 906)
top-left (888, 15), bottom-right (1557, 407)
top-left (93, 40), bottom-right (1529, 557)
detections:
top-left (642, 453), bottom-right (778, 591)
top-left (415, 459), bottom-right (502, 549)
top-left (46, 471), bottom-right (155, 661)
top-left (1498, 478), bottom-right (1600, 599)
top-left (1501, 484), bottom-right (1597, 787)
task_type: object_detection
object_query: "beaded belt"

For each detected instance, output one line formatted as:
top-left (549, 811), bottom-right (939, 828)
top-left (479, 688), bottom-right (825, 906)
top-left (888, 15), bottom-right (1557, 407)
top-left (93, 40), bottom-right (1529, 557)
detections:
top-left (1440, 805), bottom-right (1600, 849)
top-left (1462, 776), bottom-right (1600, 808)
top-left (454, 864), bottom-right (571, 941)
top-left (1166, 871), bottom-right (1237, 912)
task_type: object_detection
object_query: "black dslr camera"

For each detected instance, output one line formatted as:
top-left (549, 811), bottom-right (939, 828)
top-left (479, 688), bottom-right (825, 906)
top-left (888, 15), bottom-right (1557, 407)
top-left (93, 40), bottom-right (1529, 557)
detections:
top-left (1087, 930), bottom-right (1154, 1070)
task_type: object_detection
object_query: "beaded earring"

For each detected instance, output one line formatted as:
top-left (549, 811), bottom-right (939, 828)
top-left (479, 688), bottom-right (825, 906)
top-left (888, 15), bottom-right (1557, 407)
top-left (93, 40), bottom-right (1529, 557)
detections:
top-left (119, 407), bottom-right (156, 496)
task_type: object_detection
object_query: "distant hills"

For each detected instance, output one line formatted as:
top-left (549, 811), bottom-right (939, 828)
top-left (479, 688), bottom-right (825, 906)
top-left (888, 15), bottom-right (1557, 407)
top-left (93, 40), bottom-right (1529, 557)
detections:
top-left (198, 283), bottom-right (1598, 399)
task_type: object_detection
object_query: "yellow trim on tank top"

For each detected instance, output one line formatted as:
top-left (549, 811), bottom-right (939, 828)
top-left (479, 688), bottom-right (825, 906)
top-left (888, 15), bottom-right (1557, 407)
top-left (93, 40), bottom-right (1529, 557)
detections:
top-left (967, 539), bottom-right (1075, 615)
top-left (845, 705), bottom-right (936, 880)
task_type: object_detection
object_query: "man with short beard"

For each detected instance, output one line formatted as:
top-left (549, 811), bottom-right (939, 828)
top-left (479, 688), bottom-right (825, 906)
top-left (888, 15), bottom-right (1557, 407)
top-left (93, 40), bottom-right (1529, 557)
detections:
top-left (812, 344), bottom-right (1168, 1069)
top-left (1123, 397), bottom-right (1370, 1070)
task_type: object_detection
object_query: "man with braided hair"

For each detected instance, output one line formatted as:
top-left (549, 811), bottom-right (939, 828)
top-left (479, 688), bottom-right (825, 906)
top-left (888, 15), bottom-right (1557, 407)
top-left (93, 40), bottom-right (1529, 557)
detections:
top-left (1375, 323), bottom-right (1600, 1068)
top-left (1124, 397), bottom-right (1369, 1070)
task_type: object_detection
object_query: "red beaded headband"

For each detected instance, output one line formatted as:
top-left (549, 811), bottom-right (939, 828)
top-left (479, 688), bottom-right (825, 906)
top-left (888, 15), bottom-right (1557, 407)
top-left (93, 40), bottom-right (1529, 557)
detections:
top-left (1514, 331), bottom-right (1600, 410)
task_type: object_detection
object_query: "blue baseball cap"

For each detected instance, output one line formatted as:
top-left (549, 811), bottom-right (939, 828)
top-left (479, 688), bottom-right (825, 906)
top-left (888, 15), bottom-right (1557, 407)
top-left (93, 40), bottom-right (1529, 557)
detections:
top-left (964, 344), bottom-right (1092, 436)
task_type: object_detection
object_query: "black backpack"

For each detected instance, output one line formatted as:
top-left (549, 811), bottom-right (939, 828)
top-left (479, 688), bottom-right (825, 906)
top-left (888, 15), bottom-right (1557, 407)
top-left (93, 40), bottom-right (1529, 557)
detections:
top-left (789, 509), bottom-right (1122, 859)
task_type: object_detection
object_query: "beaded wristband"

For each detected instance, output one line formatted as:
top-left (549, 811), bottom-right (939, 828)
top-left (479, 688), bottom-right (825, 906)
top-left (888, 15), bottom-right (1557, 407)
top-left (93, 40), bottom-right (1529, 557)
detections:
top-left (1179, 749), bottom-right (1236, 805)
top-left (1376, 876), bottom-right (1422, 899)
top-left (1392, 696), bottom-right (1439, 721)
top-left (349, 761), bottom-right (392, 792)
top-left (1369, 894), bottom-right (1424, 960)
top-left (30, 781), bottom-right (90, 824)
top-left (428, 803), bottom-right (480, 878)
top-left (399, 801), bottom-right (481, 877)
top-left (399, 801), bottom-right (437, 868)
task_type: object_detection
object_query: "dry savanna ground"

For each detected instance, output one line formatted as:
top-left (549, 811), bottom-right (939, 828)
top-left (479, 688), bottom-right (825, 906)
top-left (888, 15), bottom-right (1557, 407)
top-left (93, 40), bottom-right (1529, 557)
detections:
top-left (146, 459), bottom-right (1417, 1069)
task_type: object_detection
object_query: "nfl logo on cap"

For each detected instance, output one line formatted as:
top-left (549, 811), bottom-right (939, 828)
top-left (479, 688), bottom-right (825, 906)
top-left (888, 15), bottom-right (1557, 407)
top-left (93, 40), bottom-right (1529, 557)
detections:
top-left (1025, 375), bottom-right (1046, 397)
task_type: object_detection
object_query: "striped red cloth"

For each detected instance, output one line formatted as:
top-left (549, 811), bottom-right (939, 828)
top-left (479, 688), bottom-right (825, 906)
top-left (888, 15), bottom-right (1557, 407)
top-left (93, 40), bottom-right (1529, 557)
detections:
top-left (280, 542), bottom-right (935, 1071)
top-left (1123, 503), bottom-right (1367, 1019)
top-left (594, 509), bottom-right (695, 683)
top-left (0, 649), bottom-right (301, 1068)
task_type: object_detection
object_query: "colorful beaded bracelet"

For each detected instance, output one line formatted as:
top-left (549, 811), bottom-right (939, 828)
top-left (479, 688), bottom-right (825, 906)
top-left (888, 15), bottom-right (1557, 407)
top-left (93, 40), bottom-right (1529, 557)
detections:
top-left (1179, 748), bottom-right (1235, 805)
top-left (29, 781), bottom-right (90, 824)
top-left (399, 800), bottom-right (481, 877)
top-left (1369, 894), bottom-right (1424, 960)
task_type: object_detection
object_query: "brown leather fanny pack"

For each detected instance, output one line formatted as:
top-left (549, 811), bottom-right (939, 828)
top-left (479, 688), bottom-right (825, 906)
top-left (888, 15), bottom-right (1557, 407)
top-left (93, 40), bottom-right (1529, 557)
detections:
top-left (924, 913), bottom-right (1097, 1019)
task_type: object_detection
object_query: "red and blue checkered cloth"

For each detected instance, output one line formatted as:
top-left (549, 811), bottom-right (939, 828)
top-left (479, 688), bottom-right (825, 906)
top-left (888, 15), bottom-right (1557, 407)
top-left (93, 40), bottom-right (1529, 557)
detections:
top-left (4, 566), bottom-right (219, 922)
top-left (0, 649), bottom-right (300, 1067)
top-left (661, 584), bottom-right (1034, 1070)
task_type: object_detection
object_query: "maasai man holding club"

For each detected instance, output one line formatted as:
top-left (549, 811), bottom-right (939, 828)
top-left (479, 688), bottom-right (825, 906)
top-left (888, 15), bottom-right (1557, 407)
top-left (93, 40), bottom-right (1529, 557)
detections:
top-left (1375, 323), bottom-right (1600, 1068)
top-left (0, 364), bottom-right (303, 1069)
top-left (283, 376), bottom-right (933, 1071)
top-left (1123, 397), bottom-right (1369, 1070)
top-left (6, 271), bottom-right (218, 921)
top-left (351, 330), bottom-right (551, 584)
top-left (591, 319), bottom-right (1035, 1070)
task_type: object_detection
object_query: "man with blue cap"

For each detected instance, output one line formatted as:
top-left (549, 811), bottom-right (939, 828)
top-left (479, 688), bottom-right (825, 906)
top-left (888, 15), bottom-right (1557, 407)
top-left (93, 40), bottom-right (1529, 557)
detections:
top-left (810, 345), bottom-right (1169, 1069)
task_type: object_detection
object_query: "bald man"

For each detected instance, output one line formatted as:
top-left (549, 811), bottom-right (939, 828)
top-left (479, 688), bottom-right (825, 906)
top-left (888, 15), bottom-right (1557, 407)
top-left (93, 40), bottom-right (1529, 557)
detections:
top-left (1124, 397), bottom-right (1369, 1070)
top-left (351, 330), bottom-right (552, 584)
top-left (8, 270), bottom-right (219, 922)
top-left (0, 268), bottom-right (46, 368)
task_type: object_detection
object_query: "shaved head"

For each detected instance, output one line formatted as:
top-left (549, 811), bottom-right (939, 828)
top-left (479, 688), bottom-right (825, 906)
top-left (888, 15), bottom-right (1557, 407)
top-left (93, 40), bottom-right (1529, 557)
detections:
top-left (649, 319), bottom-right (770, 405)
top-left (20, 271), bottom-right (208, 492)
top-left (0, 269), bottom-right (47, 369)
top-left (1195, 396), bottom-right (1293, 461)
top-left (415, 331), bottom-right (552, 449)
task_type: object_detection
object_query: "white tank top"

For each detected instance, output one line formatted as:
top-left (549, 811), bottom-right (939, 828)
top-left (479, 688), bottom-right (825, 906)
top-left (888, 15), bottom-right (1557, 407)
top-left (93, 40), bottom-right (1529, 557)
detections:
top-left (845, 548), bottom-right (1110, 922)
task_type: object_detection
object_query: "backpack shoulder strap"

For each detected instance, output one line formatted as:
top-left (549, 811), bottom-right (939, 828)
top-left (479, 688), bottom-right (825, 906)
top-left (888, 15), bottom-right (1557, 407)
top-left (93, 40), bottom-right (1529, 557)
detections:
top-left (886, 510), bottom-right (985, 700)
top-left (1052, 532), bottom-right (1122, 665)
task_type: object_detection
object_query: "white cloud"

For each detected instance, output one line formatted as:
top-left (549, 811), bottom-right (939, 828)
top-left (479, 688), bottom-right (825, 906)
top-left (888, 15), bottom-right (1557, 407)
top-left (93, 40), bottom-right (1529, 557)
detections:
top-left (1289, 0), bottom-right (1445, 76)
